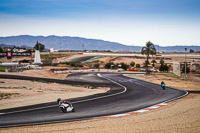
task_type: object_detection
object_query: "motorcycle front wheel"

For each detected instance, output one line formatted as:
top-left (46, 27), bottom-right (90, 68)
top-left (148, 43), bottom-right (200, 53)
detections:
top-left (60, 107), bottom-right (67, 113)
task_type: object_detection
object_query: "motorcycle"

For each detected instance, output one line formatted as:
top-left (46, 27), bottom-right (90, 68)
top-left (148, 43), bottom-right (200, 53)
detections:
top-left (162, 85), bottom-right (165, 90)
top-left (161, 84), bottom-right (166, 90)
top-left (161, 81), bottom-right (166, 90)
top-left (58, 101), bottom-right (75, 113)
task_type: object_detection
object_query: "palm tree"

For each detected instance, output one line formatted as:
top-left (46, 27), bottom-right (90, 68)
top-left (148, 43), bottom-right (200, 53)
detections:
top-left (141, 41), bottom-right (157, 74)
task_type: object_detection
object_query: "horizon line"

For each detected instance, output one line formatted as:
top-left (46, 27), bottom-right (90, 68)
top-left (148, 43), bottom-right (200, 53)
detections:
top-left (0, 34), bottom-right (200, 47)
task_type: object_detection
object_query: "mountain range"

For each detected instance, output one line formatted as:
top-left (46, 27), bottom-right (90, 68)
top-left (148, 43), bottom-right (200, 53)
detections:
top-left (0, 35), bottom-right (200, 52)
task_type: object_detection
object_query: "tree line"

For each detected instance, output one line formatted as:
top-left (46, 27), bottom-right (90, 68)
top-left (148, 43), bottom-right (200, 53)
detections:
top-left (0, 42), bottom-right (45, 52)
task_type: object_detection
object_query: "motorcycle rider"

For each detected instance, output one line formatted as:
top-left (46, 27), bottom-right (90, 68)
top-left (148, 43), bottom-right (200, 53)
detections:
top-left (57, 98), bottom-right (72, 107)
top-left (161, 81), bottom-right (166, 90)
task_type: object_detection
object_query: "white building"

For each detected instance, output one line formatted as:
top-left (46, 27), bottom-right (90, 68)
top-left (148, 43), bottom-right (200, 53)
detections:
top-left (50, 47), bottom-right (58, 52)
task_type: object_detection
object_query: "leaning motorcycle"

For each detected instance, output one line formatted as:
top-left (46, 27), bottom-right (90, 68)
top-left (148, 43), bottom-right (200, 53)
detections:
top-left (59, 102), bottom-right (75, 113)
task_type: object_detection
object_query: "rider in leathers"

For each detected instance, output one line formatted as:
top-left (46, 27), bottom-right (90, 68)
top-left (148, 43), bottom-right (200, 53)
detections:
top-left (161, 81), bottom-right (166, 90)
top-left (57, 98), bottom-right (72, 107)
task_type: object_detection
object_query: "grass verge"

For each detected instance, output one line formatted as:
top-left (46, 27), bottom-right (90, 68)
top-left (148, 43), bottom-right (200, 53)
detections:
top-left (0, 67), bottom-right (13, 72)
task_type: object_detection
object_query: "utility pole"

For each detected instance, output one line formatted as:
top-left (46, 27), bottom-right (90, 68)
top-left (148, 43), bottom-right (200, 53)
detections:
top-left (184, 48), bottom-right (187, 79)
top-left (60, 42), bottom-right (61, 51)
top-left (82, 43), bottom-right (85, 51)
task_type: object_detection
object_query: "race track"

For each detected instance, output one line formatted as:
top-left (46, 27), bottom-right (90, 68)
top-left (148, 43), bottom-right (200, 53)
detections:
top-left (69, 56), bottom-right (95, 62)
top-left (0, 73), bottom-right (187, 128)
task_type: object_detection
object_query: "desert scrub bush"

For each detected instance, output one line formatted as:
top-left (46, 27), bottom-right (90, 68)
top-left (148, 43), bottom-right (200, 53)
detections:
top-left (87, 85), bottom-right (97, 89)
top-left (0, 86), bottom-right (27, 89)
top-left (0, 93), bottom-right (12, 100)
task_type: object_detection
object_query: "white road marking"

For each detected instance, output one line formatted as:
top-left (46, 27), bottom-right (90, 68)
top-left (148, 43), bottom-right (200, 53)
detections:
top-left (134, 110), bottom-right (149, 113)
top-left (118, 79), bottom-right (136, 82)
top-left (110, 114), bottom-right (129, 117)
top-left (123, 74), bottom-right (189, 102)
top-left (157, 103), bottom-right (167, 106)
top-left (73, 73), bottom-right (127, 103)
top-left (147, 106), bottom-right (159, 109)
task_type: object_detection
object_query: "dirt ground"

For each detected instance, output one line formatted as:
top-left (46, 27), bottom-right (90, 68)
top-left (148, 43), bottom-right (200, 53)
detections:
top-left (0, 66), bottom-right (68, 80)
top-left (0, 69), bottom-right (108, 110)
top-left (0, 79), bottom-right (108, 110)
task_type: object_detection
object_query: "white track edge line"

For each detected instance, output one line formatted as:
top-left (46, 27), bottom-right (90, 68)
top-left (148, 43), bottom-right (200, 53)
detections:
top-left (100, 74), bottom-right (189, 117)
top-left (123, 74), bottom-right (189, 102)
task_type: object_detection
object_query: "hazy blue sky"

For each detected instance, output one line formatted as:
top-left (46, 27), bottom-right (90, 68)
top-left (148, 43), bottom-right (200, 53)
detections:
top-left (0, 0), bottom-right (200, 46)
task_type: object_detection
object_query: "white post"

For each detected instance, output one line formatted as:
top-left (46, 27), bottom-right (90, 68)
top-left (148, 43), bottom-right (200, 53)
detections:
top-left (173, 62), bottom-right (180, 77)
top-left (34, 50), bottom-right (42, 64)
top-left (184, 48), bottom-right (187, 79)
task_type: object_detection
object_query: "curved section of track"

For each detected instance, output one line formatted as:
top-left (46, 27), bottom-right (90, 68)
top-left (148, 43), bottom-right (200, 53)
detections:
top-left (0, 73), bottom-right (187, 128)
top-left (69, 56), bottom-right (95, 62)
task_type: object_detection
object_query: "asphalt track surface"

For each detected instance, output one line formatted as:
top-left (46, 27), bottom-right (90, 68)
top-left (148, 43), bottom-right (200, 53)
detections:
top-left (69, 56), bottom-right (96, 62)
top-left (0, 73), bottom-right (187, 128)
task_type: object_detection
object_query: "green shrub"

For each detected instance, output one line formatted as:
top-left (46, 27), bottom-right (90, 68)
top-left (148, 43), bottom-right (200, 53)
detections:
top-left (94, 63), bottom-right (100, 69)
top-left (136, 64), bottom-right (140, 68)
top-left (181, 64), bottom-right (190, 73)
top-left (105, 62), bottom-right (114, 69)
top-left (120, 62), bottom-right (129, 70)
top-left (130, 61), bottom-right (135, 67)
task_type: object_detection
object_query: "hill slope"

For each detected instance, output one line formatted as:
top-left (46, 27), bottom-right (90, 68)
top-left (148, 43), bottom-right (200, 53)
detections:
top-left (0, 35), bottom-right (199, 52)
top-left (0, 35), bottom-right (137, 51)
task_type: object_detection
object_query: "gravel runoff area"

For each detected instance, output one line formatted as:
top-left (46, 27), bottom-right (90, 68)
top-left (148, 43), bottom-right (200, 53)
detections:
top-left (0, 79), bottom-right (108, 110)
top-left (0, 68), bottom-right (109, 110)
top-left (1, 70), bottom-right (200, 133)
